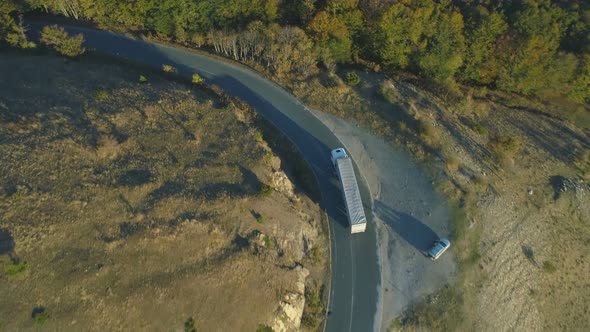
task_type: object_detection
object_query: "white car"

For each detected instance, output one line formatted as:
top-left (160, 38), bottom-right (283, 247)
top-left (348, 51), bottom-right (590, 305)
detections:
top-left (427, 238), bottom-right (451, 260)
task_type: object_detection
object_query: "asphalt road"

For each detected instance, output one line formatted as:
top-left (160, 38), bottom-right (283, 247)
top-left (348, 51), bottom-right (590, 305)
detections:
top-left (27, 23), bottom-right (381, 332)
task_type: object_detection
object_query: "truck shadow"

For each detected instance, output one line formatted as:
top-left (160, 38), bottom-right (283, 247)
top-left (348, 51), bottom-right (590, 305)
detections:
top-left (374, 200), bottom-right (438, 254)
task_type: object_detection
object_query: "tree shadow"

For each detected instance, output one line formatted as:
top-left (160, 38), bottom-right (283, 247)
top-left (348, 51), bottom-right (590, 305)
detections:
top-left (374, 200), bottom-right (439, 254)
top-left (0, 229), bottom-right (15, 255)
top-left (521, 244), bottom-right (537, 266)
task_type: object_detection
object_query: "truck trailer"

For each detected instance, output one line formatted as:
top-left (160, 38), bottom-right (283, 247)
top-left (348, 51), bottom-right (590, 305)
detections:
top-left (331, 148), bottom-right (367, 234)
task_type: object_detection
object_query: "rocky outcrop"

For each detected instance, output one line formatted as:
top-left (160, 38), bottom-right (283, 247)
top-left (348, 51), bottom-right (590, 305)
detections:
top-left (271, 266), bottom-right (310, 332)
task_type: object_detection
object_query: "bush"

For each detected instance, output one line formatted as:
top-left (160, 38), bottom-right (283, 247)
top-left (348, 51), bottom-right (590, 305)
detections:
top-left (162, 64), bottom-right (177, 73)
top-left (490, 135), bottom-right (522, 161)
top-left (445, 156), bottom-right (460, 172)
top-left (139, 75), bottom-right (148, 83)
top-left (301, 286), bottom-right (323, 328)
top-left (32, 308), bottom-right (49, 325)
top-left (184, 317), bottom-right (196, 332)
top-left (260, 184), bottom-right (273, 197)
top-left (345, 72), bottom-right (361, 86)
top-left (192, 73), bottom-right (204, 84)
top-left (301, 313), bottom-right (318, 328)
top-left (398, 121), bottom-right (407, 132)
top-left (254, 131), bottom-right (263, 142)
top-left (309, 246), bottom-right (321, 264)
top-left (472, 123), bottom-right (488, 135)
top-left (378, 80), bottom-right (398, 103)
top-left (256, 215), bottom-right (265, 224)
top-left (263, 235), bottom-right (272, 248)
top-left (94, 89), bottom-right (109, 101)
top-left (5, 261), bottom-right (28, 279)
top-left (40, 25), bottom-right (85, 57)
top-left (542, 261), bottom-right (557, 273)
top-left (256, 325), bottom-right (273, 332)
top-left (419, 119), bottom-right (435, 139)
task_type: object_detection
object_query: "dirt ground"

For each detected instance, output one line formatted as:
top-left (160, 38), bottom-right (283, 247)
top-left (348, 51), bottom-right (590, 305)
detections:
top-left (0, 53), bottom-right (327, 331)
top-left (311, 111), bottom-right (457, 331)
top-left (390, 81), bottom-right (590, 331)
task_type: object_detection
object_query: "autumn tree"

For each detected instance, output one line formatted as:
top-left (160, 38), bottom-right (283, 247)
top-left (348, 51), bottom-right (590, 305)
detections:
top-left (495, 0), bottom-right (576, 95)
top-left (264, 24), bottom-right (316, 77)
top-left (569, 54), bottom-right (590, 103)
top-left (460, 6), bottom-right (508, 84)
top-left (308, 11), bottom-right (352, 67)
top-left (372, 0), bottom-right (434, 69)
top-left (415, 3), bottom-right (466, 83)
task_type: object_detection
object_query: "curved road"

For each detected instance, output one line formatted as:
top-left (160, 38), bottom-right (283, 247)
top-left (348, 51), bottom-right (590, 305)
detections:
top-left (28, 23), bottom-right (381, 331)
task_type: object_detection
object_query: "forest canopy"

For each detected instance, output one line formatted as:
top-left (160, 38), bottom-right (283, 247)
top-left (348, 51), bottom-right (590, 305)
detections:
top-left (2, 0), bottom-right (589, 103)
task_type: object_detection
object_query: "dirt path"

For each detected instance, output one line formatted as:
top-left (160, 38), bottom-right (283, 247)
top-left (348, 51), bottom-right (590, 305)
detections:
top-left (311, 111), bottom-right (457, 331)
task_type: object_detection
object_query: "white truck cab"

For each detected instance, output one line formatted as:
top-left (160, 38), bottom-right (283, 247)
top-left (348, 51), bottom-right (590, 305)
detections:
top-left (331, 148), bottom-right (348, 168)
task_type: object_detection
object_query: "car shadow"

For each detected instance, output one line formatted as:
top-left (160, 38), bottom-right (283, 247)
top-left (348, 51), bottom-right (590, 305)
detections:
top-left (374, 200), bottom-right (439, 254)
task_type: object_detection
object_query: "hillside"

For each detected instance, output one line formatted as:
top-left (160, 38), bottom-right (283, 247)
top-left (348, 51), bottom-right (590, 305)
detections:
top-left (0, 53), bottom-right (327, 331)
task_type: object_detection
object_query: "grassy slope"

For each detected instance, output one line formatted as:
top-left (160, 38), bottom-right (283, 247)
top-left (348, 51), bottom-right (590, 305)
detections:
top-left (0, 53), bottom-right (326, 331)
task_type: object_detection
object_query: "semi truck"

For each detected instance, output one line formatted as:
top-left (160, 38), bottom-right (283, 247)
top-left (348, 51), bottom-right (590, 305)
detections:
top-left (331, 148), bottom-right (367, 234)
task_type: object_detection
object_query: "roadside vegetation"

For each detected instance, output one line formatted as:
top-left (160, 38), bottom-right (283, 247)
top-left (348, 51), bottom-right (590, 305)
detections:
top-left (2, 0), bottom-right (588, 111)
top-left (39, 24), bottom-right (84, 57)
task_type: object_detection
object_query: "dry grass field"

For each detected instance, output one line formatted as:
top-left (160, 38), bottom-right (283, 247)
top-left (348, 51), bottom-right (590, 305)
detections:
top-left (0, 53), bottom-right (327, 331)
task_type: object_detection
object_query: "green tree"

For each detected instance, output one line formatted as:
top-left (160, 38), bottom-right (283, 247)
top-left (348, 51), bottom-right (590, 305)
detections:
top-left (495, 0), bottom-right (577, 96)
top-left (460, 7), bottom-right (508, 84)
top-left (40, 24), bottom-right (85, 57)
top-left (280, 0), bottom-right (316, 25)
top-left (570, 54), bottom-right (590, 103)
top-left (327, 0), bottom-right (359, 15)
top-left (308, 11), bottom-right (352, 66)
top-left (0, 1), bottom-right (35, 48)
top-left (373, 0), bottom-right (435, 69)
top-left (416, 5), bottom-right (466, 83)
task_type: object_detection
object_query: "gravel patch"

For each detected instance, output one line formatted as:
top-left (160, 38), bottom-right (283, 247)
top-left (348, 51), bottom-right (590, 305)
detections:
top-left (312, 111), bottom-right (457, 331)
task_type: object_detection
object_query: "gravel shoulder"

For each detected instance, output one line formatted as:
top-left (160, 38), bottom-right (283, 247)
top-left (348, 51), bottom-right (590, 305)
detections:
top-left (312, 111), bottom-right (457, 331)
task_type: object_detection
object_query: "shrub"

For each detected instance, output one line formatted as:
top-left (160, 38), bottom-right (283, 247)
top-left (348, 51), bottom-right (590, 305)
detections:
top-left (94, 89), bottom-right (109, 101)
top-left (256, 325), bottom-right (273, 332)
top-left (260, 184), bottom-right (273, 197)
top-left (264, 152), bottom-right (274, 164)
top-left (418, 119), bottom-right (435, 139)
top-left (472, 123), bottom-right (488, 135)
top-left (309, 246), bottom-right (321, 264)
top-left (192, 73), bottom-right (204, 84)
top-left (254, 131), bottom-right (263, 142)
top-left (32, 308), bottom-right (49, 325)
top-left (302, 286), bottom-right (323, 328)
top-left (139, 75), bottom-right (148, 83)
top-left (162, 64), bottom-right (177, 73)
top-left (5, 261), bottom-right (28, 279)
top-left (184, 317), bottom-right (196, 332)
top-left (345, 72), bottom-right (361, 86)
top-left (40, 25), bottom-right (85, 57)
top-left (263, 235), bottom-right (272, 248)
top-left (542, 261), bottom-right (557, 273)
top-left (445, 156), bottom-right (460, 173)
top-left (490, 135), bottom-right (522, 161)
top-left (398, 121), bottom-right (407, 132)
top-left (256, 215), bottom-right (265, 224)
top-left (301, 313), bottom-right (318, 328)
top-left (378, 80), bottom-right (398, 103)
